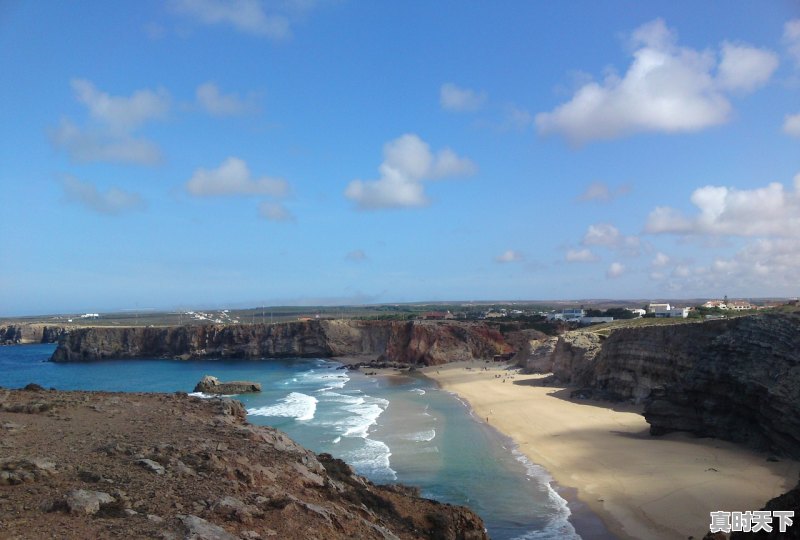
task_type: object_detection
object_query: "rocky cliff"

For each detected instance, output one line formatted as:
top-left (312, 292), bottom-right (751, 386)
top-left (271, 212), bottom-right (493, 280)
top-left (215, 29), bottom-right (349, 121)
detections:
top-left (1, 324), bottom-right (69, 345)
top-left (523, 312), bottom-right (800, 459)
top-left (50, 320), bottom-right (507, 366)
top-left (0, 387), bottom-right (487, 539)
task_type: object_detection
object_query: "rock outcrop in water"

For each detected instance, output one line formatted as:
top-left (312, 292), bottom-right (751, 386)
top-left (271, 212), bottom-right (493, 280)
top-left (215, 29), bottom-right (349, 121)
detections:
top-left (194, 375), bottom-right (262, 394)
top-left (50, 320), bottom-right (508, 366)
top-left (1, 324), bottom-right (69, 345)
top-left (0, 387), bottom-right (487, 539)
top-left (519, 312), bottom-right (800, 459)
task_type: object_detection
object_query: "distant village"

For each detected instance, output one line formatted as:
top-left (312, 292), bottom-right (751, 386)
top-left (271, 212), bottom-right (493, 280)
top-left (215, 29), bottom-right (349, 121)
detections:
top-left (416, 296), bottom-right (797, 326)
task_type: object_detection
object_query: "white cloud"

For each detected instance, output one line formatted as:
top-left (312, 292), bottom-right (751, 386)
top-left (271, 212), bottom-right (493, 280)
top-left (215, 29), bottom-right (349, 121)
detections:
top-left (652, 252), bottom-right (670, 267)
top-left (582, 223), bottom-right (622, 247)
top-left (186, 157), bottom-right (289, 197)
top-left (565, 248), bottom-right (599, 263)
top-left (606, 262), bottom-right (625, 278)
top-left (644, 175), bottom-right (800, 295)
top-left (171, 0), bottom-right (290, 40)
top-left (581, 223), bottom-right (641, 256)
top-left (672, 264), bottom-right (691, 278)
top-left (196, 82), bottom-right (256, 116)
top-left (785, 19), bottom-right (800, 67)
top-left (51, 80), bottom-right (169, 165)
top-left (535, 19), bottom-right (777, 144)
top-left (257, 201), bottom-right (294, 222)
top-left (577, 181), bottom-right (630, 202)
top-left (495, 250), bottom-right (523, 263)
top-left (62, 175), bottom-right (145, 215)
top-left (50, 119), bottom-right (163, 165)
top-left (440, 83), bottom-right (487, 112)
top-left (716, 42), bottom-right (779, 92)
top-left (645, 177), bottom-right (800, 237)
top-left (345, 249), bottom-right (367, 262)
top-left (783, 113), bottom-right (800, 137)
top-left (70, 78), bottom-right (170, 133)
top-left (344, 134), bottom-right (476, 210)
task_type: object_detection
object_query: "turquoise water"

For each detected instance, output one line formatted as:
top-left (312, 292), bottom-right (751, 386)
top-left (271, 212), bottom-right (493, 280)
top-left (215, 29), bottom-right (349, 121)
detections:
top-left (0, 344), bottom-right (580, 539)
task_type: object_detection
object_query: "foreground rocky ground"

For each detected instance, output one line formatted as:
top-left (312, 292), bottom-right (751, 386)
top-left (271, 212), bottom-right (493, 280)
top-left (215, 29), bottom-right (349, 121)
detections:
top-left (0, 386), bottom-right (486, 539)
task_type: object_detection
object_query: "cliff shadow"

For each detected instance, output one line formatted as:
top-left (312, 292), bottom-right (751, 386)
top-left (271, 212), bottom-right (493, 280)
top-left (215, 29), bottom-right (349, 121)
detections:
top-left (512, 378), bottom-right (645, 416)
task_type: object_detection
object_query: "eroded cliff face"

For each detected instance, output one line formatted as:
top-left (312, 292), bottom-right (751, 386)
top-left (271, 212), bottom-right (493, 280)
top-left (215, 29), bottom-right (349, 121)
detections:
top-left (1, 324), bottom-right (69, 345)
top-left (50, 320), bottom-right (507, 366)
top-left (532, 313), bottom-right (800, 458)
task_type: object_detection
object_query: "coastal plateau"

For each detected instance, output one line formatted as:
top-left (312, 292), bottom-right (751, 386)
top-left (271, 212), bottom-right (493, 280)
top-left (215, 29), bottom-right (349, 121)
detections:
top-left (0, 386), bottom-right (487, 539)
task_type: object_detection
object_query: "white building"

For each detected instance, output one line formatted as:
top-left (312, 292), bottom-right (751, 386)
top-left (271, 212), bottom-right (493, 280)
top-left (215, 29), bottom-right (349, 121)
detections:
top-left (648, 303), bottom-right (688, 318)
top-left (669, 307), bottom-right (689, 318)
top-left (546, 308), bottom-right (585, 322)
top-left (648, 303), bottom-right (672, 317)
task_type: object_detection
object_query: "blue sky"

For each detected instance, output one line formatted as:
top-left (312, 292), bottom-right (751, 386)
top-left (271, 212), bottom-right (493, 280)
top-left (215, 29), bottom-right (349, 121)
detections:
top-left (2, 1), bottom-right (799, 315)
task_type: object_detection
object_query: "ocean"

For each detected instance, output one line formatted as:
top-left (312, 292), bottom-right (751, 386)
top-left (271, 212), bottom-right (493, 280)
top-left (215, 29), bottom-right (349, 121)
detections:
top-left (0, 344), bottom-right (581, 539)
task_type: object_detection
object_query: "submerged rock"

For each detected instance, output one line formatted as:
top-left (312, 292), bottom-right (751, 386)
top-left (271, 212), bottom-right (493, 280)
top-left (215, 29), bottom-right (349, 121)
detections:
top-left (194, 375), bottom-right (262, 394)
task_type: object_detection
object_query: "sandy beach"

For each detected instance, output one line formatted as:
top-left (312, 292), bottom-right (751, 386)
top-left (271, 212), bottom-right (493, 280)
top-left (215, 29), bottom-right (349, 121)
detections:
top-left (423, 360), bottom-right (800, 540)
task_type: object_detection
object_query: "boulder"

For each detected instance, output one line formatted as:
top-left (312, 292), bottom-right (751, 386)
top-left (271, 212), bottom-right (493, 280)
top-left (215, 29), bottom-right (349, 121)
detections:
top-left (178, 514), bottom-right (239, 540)
top-left (65, 489), bottom-right (115, 515)
top-left (194, 376), bottom-right (261, 395)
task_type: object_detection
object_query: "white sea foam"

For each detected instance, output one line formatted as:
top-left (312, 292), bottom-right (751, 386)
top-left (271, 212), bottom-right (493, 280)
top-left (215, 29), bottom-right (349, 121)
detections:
top-left (345, 438), bottom-right (396, 481)
top-left (341, 396), bottom-right (389, 438)
top-left (188, 392), bottom-right (233, 398)
top-left (510, 448), bottom-right (580, 540)
top-left (408, 388), bottom-right (426, 395)
top-left (318, 391), bottom-right (364, 405)
top-left (300, 365), bottom-right (350, 391)
top-left (404, 429), bottom-right (436, 442)
top-left (247, 392), bottom-right (318, 421)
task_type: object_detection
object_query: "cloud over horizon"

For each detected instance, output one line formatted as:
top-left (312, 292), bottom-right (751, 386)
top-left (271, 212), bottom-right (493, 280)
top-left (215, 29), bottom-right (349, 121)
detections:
top-left (535, 19), bottom-right (778, 144)
top-left (344, 134), bottom-right (476, 210)
top-left (645, 176), bottom-right (800, 238)
top-left (644, 174), bottom-right (800, 294)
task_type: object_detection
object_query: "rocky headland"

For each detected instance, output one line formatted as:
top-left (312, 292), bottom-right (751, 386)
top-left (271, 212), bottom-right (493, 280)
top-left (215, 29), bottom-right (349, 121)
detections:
top-left (515, 311), bottom-right (800, 459)
top-left (0, 386), bottom-right (487, 539)
top-left (50, 319), bottom-right (508, 366)
top-left (1, 323), bottom-right (69, 345)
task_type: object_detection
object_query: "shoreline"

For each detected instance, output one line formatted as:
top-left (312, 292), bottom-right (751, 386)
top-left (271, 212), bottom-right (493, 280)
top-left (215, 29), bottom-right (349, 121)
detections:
top-left (422, 364), bottom-right (617, 540)
top-left (421, 360), bottom-right (800, 540)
